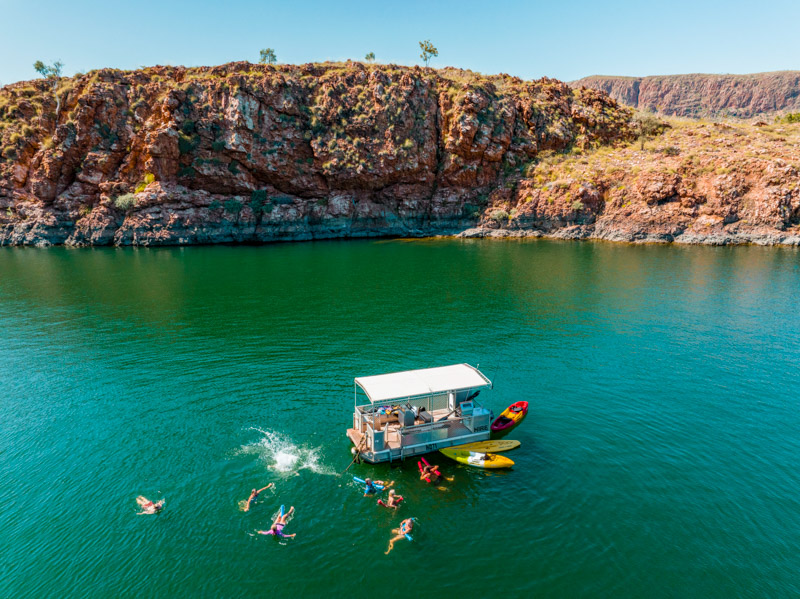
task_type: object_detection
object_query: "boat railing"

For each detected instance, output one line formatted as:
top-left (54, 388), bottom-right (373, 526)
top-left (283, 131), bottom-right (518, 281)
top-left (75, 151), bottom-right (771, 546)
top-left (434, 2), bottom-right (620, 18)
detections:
top-left (354, 390), bottom-right (486, 453)
top-left (397, 413), bottom-right (475, 448)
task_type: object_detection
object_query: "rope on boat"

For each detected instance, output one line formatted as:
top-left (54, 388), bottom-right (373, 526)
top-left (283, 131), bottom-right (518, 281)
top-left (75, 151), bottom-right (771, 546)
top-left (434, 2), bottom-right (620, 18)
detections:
top-left (343, 436), bottom-right (367, 474)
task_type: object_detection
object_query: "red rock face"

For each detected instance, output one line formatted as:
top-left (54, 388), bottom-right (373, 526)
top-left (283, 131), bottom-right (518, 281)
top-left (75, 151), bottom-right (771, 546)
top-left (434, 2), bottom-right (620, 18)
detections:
top-left (572, 72), bottom-right (800, 119)
top-left (0, 63), bottom-right (633, 246)
top-left (463, 121), bottom-right (800, 246)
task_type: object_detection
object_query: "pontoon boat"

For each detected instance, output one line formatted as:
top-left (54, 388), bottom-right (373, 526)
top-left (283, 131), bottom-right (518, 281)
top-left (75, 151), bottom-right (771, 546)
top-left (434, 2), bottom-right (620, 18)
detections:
top-left (346, 364), bottom-right (494, 464)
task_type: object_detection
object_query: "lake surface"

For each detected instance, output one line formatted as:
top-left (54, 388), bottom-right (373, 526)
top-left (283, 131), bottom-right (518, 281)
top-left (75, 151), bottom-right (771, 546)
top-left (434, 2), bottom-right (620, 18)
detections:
top-left (1, 239), bottom-right (799, 598)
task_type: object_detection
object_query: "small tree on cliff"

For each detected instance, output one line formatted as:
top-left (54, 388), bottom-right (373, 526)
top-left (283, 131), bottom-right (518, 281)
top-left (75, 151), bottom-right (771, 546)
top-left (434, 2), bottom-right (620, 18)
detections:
top-left (34, 60), bottom-right (63, 80)
top-left (33, 60), bottom-right (65, 121)
top-left (259, 48), bottom-right (277, 65)
top-left (365, 52), bottom-right (375, 63)
top-left (634, 112), bottom-right (662, 150)
top-left (419, 40), bottom-right (438, 67)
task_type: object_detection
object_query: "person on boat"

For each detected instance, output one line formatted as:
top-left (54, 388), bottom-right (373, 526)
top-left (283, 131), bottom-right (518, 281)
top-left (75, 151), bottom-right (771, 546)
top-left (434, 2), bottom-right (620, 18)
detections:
top-left (385, 518), bottom-right (414, 554)
top-left (136, 496), bottom-right (164, 515)
top-left (243, 483), bottom-right (274, 512)
top-left (363, 478), bottom-right (393, 496)
top-left (377, 489), bottom-right (403, 509)
top-left (257, 506), bottom-right (296, 539)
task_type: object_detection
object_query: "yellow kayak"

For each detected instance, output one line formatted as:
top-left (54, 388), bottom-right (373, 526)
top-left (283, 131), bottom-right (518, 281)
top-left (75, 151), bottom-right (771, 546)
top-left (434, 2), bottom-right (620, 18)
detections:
top-left (455, 440), bottom-right (520, 453)
top-left (439, 448), bottom-right (514, 469)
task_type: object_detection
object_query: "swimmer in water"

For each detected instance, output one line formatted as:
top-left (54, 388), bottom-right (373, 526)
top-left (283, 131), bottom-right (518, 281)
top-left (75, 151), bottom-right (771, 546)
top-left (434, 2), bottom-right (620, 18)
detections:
top-left (136, 496), bottom-right (164, 515)
top-left (257, 506), bottom-right (296, 539)
top-left (363, 478), bottom-right (394, 496)
top-left (420, 464), bottom-right (454, 485)
top-left (243, 483), bottom-right (274, 512)
top-left (377, 489), bottom-right (403, 509)
top-left (385, 518), bottom-right (414, 554)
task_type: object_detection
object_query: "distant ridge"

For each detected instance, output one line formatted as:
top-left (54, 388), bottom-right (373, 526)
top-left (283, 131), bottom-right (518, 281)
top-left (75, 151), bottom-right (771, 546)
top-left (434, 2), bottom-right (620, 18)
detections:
top-left (571, 71), bottom-right (800, 119)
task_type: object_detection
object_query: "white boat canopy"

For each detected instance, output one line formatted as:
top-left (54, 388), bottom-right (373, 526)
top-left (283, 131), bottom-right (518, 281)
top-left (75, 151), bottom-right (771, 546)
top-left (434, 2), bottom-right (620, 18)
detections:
top-left (354, 364), bottom-right (491, 403)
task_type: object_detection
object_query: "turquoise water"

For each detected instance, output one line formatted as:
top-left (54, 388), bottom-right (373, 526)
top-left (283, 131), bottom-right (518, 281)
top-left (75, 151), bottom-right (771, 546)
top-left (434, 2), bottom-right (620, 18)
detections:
top-left (1, 240), bottom-right (799, 598)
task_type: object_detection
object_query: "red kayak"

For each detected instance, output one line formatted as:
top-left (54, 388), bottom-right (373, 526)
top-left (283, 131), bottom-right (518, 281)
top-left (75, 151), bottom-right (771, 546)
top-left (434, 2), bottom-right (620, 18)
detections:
top-left (491, 401), bottom-right (528, 433)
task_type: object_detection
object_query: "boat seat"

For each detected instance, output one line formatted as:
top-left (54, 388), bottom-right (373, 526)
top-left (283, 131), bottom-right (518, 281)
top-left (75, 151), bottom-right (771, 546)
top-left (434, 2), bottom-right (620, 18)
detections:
top-left (418, 410), bottom-right (432, 424)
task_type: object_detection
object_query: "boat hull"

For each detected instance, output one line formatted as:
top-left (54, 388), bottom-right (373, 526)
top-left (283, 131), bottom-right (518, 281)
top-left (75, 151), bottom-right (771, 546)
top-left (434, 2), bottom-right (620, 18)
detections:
top-left (346, 428), bottom-right (491, 464)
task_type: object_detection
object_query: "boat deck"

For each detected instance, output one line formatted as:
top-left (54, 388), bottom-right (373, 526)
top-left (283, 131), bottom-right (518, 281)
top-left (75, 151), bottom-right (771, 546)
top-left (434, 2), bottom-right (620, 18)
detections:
top-left (347, 406), bottom-right (480, 463)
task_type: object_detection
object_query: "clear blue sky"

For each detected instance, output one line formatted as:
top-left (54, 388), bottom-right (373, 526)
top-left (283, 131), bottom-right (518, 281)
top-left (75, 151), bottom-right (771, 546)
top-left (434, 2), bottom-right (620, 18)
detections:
top-left (1, 0), bottom-right (798, 86)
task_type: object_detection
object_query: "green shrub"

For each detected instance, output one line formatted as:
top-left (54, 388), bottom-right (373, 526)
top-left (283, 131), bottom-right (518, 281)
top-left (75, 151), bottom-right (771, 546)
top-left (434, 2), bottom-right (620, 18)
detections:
top-left (224, 199), bottom-right (240, 214)
top-left (490, 209), bottom-right (509, 222)
top-left (113, 193), bottom-right (137, 211)
top-left (181, 120), bottom-right (195, 134)
top-left (134, 174), bottom-right (155, 193)
top-left (462, 203), bottom-right (481, 218)
top-left (776, 112), bottom-right (800, 124)
top-left (249, 190), bottom-right (267, 213)
top-left (211, 140), bottom-right (225, 152)
top-left (209, 200), bottom-right (222, 211)
top-left (177, 165), bottom-right (196, 178)
top-left (572, 200), bottom-right (584, 211)
top-left (227, 160), bottom-right (239, 174)
top-left (178, 132), bottom-right (198, 155)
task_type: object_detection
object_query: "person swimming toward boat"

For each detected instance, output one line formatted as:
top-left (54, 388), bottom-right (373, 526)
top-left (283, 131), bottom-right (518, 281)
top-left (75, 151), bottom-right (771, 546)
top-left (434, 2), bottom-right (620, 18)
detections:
top-left (377, 489), bottom-right (403, 509)
top-left (136, 496), bottom-right (164, 515)
top-left (385, 518), bottom-right (414, 554)
top-left (243, 483), bottom-right (274, 512)
top-left (363, 477), bottom-right (393, 496)
top-left (257, 506), bottom-right (296, 539)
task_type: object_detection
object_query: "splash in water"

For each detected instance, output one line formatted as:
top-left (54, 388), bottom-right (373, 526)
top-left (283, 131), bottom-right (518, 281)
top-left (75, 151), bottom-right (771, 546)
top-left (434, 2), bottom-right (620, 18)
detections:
top-left (238, 428), bottom-right (334, 475)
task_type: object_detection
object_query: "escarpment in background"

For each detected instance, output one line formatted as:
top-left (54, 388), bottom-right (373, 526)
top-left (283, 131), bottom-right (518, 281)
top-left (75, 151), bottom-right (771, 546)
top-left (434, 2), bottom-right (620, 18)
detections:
top-left (0, 62), bottom-right (632, 246)
top-left (572, 72), bottom-right (800, 119)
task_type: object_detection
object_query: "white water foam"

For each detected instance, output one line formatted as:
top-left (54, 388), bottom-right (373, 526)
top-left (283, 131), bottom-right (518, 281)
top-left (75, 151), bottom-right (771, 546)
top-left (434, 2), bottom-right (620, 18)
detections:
top-left (238, 428), bottom-right (335, 476)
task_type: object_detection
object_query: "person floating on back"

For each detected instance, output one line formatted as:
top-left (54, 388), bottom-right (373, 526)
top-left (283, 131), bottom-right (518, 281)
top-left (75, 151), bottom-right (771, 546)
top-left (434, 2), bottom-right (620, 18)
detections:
top-left (257, 506), bottom-right (296, 539)
top-left (377, 489), bottom-right (404, 509)
top-left (243, 483), bottom-right (274, 512)
top-left (364, 477), bottom-right (393, 496)
top-left (136, 496), bottom-right (164, 515)
top-left (385, 518), bottom-right (414, 554)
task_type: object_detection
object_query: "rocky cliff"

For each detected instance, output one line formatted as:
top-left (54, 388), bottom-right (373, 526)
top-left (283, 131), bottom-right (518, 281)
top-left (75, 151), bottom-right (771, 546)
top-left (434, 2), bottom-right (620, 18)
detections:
top-left (0, 62), bottom-right (631, 246)
top-left (464, 120), bottom-right (800, 245)
top-left (2, 63), bottom-right (799, 247)
top-left (572, 72), bottom-right (800, 119)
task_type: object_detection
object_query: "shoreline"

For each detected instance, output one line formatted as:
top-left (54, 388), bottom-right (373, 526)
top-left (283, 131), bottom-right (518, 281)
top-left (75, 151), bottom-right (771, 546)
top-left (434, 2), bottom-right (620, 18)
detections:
top-left (3, 222), bottom-right (800, 248)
